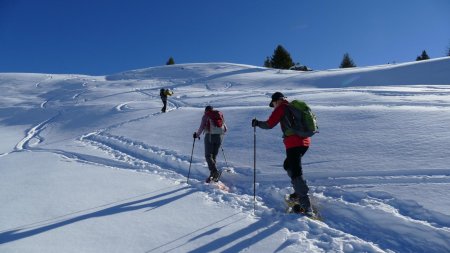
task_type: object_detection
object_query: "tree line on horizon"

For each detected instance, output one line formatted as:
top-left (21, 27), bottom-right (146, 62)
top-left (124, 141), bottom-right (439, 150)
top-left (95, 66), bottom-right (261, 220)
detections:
top-left (262, 45), bottom-right (359, 70)
top-left (262, 45), bottom-right (447, 71)
top-left (164, 43), bottom-right (450, 68)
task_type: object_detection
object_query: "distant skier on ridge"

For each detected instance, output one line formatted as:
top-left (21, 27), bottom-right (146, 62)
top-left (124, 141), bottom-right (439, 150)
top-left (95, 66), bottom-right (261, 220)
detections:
top-left (160, 88), bottom-right (173, 112)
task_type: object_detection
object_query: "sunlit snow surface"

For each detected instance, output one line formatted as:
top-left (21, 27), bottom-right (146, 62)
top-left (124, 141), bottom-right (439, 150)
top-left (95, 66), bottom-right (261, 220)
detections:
top-left (1, 59), bottom-right (450, 252)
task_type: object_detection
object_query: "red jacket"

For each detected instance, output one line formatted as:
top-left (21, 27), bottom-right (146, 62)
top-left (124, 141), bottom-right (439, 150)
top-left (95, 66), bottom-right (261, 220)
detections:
top-left (262, 100), bottom-right (310, 149)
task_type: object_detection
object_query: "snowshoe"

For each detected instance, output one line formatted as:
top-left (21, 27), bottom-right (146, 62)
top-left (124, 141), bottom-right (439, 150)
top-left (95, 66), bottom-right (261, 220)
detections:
top-left (285, 193), bottom-right (300, 207)
top-left (205, 170), bottom-right (229, 192)
top-left (205, 169), bottom-right (221, 183)
top-left (285, 194), bottom-right (319, 220)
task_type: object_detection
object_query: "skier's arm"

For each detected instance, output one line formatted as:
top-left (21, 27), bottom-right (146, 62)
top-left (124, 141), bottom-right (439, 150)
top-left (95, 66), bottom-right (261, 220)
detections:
top-left (257, 106), bottom-right (284, 129)
top-left (195, 114), bottom-right (207, 136)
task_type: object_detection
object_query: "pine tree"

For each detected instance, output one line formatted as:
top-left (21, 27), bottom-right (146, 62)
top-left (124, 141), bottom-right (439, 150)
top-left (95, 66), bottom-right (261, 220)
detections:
top-left (269, 45), bottom-right (294, 69)
top-left (416, 50), bottom-right (430, 61)
top-left (339, 53), bottom-right (356, 68)
top-left (166, 57), bottom-right (175, 65)
top-left (447, 47), bottom-right (450, 57)
top-left (263, 57), bottom-right (272, 68)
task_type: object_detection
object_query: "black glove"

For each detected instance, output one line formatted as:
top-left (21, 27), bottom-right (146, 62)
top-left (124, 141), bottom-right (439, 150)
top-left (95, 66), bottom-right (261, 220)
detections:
top-left (252, 119), bottom-right (259, 127)
top-left (193, 132), bottom-right (200, 139)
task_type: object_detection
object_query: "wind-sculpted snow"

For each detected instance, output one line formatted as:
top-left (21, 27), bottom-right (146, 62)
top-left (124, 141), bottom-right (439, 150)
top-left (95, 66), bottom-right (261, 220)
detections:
top-left (1, 60), bottom-right (450, 252)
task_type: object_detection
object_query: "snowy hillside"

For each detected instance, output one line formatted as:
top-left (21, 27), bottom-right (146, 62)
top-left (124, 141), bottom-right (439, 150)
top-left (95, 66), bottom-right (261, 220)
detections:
top-left (1, 58), bottom-right (450, 252)
top-left (108, 57), bottom-right (450, 87)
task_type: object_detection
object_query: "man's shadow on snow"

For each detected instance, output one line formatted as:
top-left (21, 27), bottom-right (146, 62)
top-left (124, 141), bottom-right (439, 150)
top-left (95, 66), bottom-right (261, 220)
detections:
top-left (187, 218), bottom-right (286, 253)
top-left (147, 213), bottom-right (290, 253)
top-left (0, 186), bottom-right (194, 244)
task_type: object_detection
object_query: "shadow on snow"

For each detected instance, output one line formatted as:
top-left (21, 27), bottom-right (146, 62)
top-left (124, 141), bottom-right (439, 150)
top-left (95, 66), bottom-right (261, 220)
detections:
top-left (0, 186), bottom-right (194, 244)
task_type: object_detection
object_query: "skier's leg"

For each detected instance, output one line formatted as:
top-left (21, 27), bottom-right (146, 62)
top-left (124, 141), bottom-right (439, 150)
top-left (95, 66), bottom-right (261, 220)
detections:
top-left (162, 100), bottom-right (167, 112)
top-left (285, 147), bottom-right (311, 209)
top-left (204, 135), bottom-right (214, 171)
top-left (204, 134), bottom-right (219, 180)
top-left (210, 135), bottom-right (222, 180)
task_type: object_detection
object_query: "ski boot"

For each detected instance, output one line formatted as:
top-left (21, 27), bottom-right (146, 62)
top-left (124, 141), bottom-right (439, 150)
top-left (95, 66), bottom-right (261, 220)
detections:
top-left (291, 203), bottom-right (315, 217)
top-left (285, 193), bottom-right (300, 207)
top-left (286, 193), bottom-right (315, 217)
top-left (205, 169), bottom-right (220, 183)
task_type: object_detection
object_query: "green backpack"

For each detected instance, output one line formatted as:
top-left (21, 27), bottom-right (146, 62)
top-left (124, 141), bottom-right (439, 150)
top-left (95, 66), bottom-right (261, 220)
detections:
top-left (284, 100), bottom-right (319, 137)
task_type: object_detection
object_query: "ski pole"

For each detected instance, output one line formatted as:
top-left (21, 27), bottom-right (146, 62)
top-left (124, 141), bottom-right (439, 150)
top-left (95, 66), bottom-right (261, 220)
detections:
top-left (220, 135), bottom-right (229, 171)
top-left (253, 118), bottom-right (257, 213)
top-left (187, 138), bottom-right (196, 183)
top-left (221, 146), bottom-right (229, 170)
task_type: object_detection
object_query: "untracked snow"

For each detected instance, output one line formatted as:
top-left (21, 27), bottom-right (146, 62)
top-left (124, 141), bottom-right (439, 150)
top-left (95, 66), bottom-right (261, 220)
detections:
top-left (1, 58), bottom-right (450, 252)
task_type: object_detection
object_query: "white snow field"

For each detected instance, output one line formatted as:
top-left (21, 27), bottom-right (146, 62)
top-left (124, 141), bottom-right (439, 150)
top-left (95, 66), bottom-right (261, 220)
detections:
top-left (1, 57), bottom-right (450, 252)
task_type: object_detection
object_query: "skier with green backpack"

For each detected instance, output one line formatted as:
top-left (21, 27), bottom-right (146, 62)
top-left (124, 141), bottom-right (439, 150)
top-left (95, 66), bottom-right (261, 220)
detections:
top-left (252, 92), bottom-right (318, 216)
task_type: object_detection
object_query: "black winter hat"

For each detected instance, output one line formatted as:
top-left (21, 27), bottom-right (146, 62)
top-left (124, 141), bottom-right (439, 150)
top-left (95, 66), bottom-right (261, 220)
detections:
top-left (205, 105), bottom-right (213, 111)
top-left (269, 92), bottom-right (285, 107)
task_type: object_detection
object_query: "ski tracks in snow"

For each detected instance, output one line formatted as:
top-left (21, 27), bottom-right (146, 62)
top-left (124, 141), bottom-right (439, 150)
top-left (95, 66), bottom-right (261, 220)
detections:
top-left (314, 189), bottom-right (450, 252)
top-left (11, 95), bottom-right (450, 253)
top-left (14, 112), bottom-right (61, 151)
top-left (305, 168), bottom-right (450, 252)
top-left (79, 131), bottom-right (390, 252)
top-left (80, 131), bottom-right (191, 179)
top-left (79, 130), bottom-right (245, 201)
top-left (21, 80), bottom-right (449, 252)
top-left (76, 117), bottom-right (450, 253)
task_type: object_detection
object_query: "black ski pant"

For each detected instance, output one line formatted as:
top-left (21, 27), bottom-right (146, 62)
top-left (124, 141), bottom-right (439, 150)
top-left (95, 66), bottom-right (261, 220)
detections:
top-left (283, 146), bottom-right (309, 198)
top-left (204, 134), bottom-right (222, 174)
top-left (161, 99), bottom-right (167, 112)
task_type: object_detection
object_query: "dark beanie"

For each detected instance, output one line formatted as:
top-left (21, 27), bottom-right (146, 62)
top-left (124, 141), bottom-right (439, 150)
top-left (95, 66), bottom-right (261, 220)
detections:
top-left (269, 92), bottom-right (285, 107)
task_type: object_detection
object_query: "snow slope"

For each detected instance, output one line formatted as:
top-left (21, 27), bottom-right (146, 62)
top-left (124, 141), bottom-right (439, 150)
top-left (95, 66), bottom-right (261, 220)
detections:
top-left (1, 58), bottom-right (450, 252)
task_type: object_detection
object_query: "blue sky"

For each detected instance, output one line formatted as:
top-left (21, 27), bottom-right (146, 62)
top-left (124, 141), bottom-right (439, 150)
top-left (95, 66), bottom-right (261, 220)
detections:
top-left (1, 0), bottom-right (449, 75)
